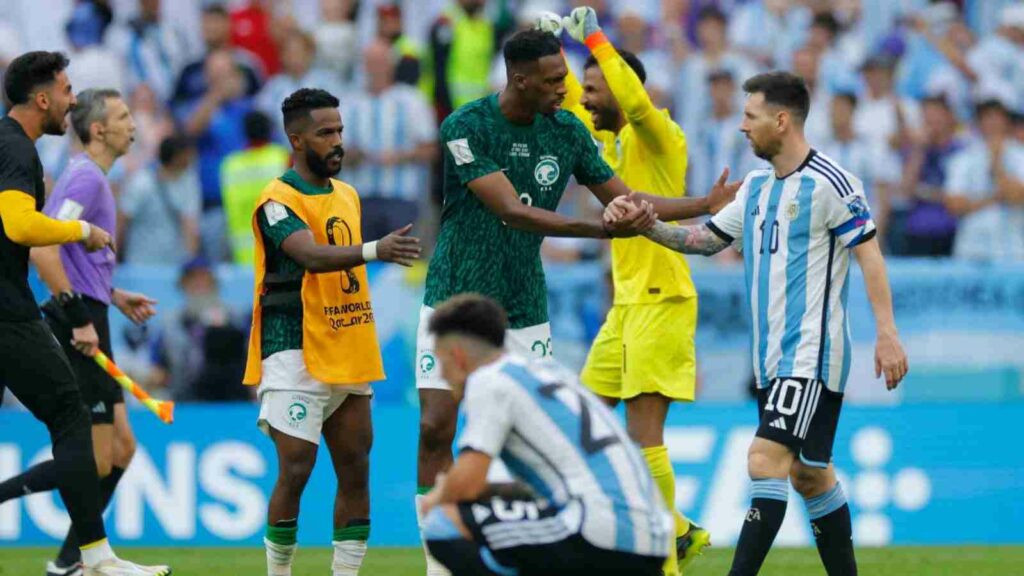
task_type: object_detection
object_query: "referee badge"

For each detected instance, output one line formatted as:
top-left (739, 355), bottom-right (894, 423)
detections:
top-left (785, 201), bottom-right (800, 221)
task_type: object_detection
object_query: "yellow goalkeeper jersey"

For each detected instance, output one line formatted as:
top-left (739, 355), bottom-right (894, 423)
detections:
top-left (563, 33), bottom-right (695, 304)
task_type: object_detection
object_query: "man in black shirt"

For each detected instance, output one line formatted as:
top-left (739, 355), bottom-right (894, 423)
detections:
top-left (0, 51), bottom-right (169, 576)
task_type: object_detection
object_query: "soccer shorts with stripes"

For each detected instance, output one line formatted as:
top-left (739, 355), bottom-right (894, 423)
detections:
top-left (756, 377), bottom-right (843, 468)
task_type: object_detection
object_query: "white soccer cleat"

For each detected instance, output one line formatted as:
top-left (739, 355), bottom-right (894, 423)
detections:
top-left (84, 558), bottom-right (172, 576)
top-left (46, 561), bottom-right (84, 576)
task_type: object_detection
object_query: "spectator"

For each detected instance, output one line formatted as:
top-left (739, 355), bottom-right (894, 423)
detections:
top-left (728, 0), bottom-right (811, 69)
top-left (64, 0), bottom-right (123, 94)
top-left (688, 70), bottom-right (759, 200)
top-left (893, 95), bottom-right (965, 256)
top-left (257, 28), bottom-right (340, 140)
top-left (312, 0), bottom-right (361, 85)
top-left (171, 3), bottom-right (261, 116)
top-left (944, 99), bottom-right (1024, 261)
top-left (107, 0), bottom-right (192, 102)
top-left (149, 257), bottom-right (250, 401)
top-left (805, 11), bottom-right (859, 93)
top-left (791, 45), bottom-right (831, 145)
top-left (221, 111), bottom-right (290, 266)
top-left (819, 92), bottom-right (901, 239)
top-left (673, 6), bottom-right (756, 137)
top-left (229, 0), bottom-right (285, 78)
top-left (899, 3), bottom-right (974, 116)
top-left (427, 0), bottom-right (513, 122)
top-left (854, 54), bottom-right (922, 152)
top-left (964, 5), bottom-right (1024, 104)
top-left (119, 134), bottom-right (201, 265)
top-left (344, 39), bottom-right (438, 240)
top-left (377, 3), bottom-right (425, 88)
top-left (1014, 111), bottom-right (1024, 144)
top-left (181, 49), bottom-right (257, 261)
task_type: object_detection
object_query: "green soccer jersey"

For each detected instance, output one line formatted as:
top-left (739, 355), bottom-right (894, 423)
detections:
top-left (424, 94), bottom-right (614, 329)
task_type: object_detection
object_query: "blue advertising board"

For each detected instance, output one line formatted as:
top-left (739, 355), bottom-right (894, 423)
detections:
top-left (2, 402), bottom-right (1021, 547)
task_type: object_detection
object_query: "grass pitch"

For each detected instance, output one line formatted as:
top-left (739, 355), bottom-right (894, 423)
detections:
top-left (2, 546), bottom-right (1022, 575)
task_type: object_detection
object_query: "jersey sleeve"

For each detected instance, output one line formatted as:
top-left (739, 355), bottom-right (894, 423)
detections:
top-left (440, 115), bottom-right (501, 185)
top-left (456, 374), bottom-right (515, 457)
top-left (821, 173), bottom-right (877, 248)
top-left (257, 201), bottom-right (309, 250)
top-left (570, 117), bottom-right (615, 186)
top-left (706, 173), bottom-right (752, 246)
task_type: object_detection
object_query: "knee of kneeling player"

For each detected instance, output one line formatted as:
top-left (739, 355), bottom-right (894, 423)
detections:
top-left (790, 466), bottom-right (832, 498)
top-left (423, 505), bottom-right (469, 544)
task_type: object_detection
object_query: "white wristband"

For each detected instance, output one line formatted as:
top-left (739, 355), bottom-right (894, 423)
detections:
top-left (79, 221), bottom-right (91, 240)
top-left (362, 241), bottom-right (378, 262)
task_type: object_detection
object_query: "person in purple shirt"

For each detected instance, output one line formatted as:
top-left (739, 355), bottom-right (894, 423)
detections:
top-left (0, 88), bottom-right (168, 576)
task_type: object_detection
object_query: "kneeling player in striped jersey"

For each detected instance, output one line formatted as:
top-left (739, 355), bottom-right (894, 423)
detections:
top-left (609, 72), bottom-right (908, 575)
top-left (420, 294), bottom-right (672, 576)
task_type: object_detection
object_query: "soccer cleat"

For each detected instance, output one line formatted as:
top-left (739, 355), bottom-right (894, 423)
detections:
top-left (83, 558), bottom-right (172, 576)
top-left (46, 561), bottom-right (84, 576)
top-left (676, 523), bottom-right (711, 574)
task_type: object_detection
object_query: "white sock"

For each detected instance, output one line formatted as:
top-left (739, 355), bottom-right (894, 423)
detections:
top-left (332, 539), bottom-right (367, 576)
top-left (81, 538), bottom-right (116, 567)
top-left (265, 537), bottom-right (297, 576)
top-left (416, 494), bottom-right (451, 576)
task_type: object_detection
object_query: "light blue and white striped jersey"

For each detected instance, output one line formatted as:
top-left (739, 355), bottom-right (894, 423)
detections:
top-left (342, 85), bottom-right (436, 203)
top-left (457, 354), bottom-right (673, 557)
top-left (708, 151), bottom-right (876, 393)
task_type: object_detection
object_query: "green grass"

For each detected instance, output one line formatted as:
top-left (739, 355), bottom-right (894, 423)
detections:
top-left (3, 546), bottom-right (1023, 575)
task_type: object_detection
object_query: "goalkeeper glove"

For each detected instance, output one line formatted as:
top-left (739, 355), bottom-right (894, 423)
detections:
top-left (563, 6), bottom-right (601, 44)
top-left (533, 10), bottom-right (564, 36)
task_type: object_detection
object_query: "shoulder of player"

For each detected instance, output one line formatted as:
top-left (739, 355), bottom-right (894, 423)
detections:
top-left (547, 108), bottom-right (589, 131)
top-left (441, 97), bottom-right (492, 129)
top-left (0, 126), bottom-right (37, 166)
top-left (802, 152), bottom-right (863, 199)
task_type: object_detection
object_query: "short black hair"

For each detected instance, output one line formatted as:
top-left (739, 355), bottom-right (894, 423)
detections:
top-left (202, 3), bottom-right (229, 17)
top-left (812, 12), bottom-right (841, 37)
top-left (975, 98), bottom-right (1009, 117)
top-left (71, 88), bottom-right (121, 145)
top-left (697, 5), bottom-right (728, 25)
top-left (244, 110), bottom-right (273, 142)
top-left (428, 294), bottom-right (507, 348)
top-left (4, 51), bottom-right (70, 106)
top-left (503, 29), bottom-right (562, 69)
top-left (158, 133), bottom-right (194, 166)
top-left (743, 71), bottom-right (811, 124)
top-left (585, 50), bottom-right (647, 85)
top-left (281, 88), bottom-right (340, 131)
top-left (922, 93), bottom-right (953, 112)
top-left (833, 91), bottom-right (858, 108)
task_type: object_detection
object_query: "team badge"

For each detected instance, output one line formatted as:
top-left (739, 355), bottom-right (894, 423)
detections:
top-left (419, 353), bottom-right (436, 374)
top-left (534, 156), bottom-right (560, 187)
top-left (786, 201), bottom-right (800, 221)
top-left (287, 402), bottom-right (308, 425)
top-left (846, 196), bottom-right (870, 219)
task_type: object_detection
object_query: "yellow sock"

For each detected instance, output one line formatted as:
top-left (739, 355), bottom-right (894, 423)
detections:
top-left (642, 445), bottom-right (691, 575)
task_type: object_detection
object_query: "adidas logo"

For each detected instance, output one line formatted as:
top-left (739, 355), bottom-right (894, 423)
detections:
top-left (750, 205), bottom-right (760, 217)
top-left (769, 417), bottom-right (787, 431)
top-left (91, 402), bottom-right (106, 414)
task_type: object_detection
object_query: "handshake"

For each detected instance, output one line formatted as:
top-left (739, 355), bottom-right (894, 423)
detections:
top-left (534, 7), bottom-right (603, 43)
top-left (602, 195), bottom-right (658, 238)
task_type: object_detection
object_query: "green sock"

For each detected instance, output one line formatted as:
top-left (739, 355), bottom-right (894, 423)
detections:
top-left (333, 519), bottom-right (370, 542)
top-left (417, 485), bottom-right (432, 496)
top-left (266, 519), bottom-right (298, 546)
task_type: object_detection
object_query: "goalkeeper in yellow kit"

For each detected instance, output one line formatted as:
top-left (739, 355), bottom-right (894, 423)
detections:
top-left (538, 8), bottom-right (712, 575)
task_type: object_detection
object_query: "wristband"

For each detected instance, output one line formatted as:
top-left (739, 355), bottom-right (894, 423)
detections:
top-left (79, 221), bottom-right (91, 241)
top-left (56, 291), bottom-right (91, 327)
top-left (362, 241), bottom-right (379, 262)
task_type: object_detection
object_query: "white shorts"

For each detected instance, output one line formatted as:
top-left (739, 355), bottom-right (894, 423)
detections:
top-left (415, 304), bottom-right (552, 390)
top-left (256, 350), bottom-right (373, 445)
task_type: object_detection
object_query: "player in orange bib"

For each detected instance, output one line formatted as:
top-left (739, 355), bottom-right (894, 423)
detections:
top-left (242, 88), bottom-right (421, 576)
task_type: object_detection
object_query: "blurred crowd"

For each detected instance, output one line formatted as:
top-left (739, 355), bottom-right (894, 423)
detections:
top-left (3, 0), bottom-right (1024, 401)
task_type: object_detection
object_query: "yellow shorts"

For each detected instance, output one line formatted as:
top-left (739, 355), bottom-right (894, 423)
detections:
top-left (580, 298), bottom-right (697, 402)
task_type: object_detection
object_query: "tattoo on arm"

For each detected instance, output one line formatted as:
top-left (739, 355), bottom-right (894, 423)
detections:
top-left (643, 221), bottom-right (730, 256)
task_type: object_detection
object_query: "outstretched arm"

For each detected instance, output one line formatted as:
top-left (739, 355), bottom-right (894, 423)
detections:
top-left (643, 221), bottom-right (730, 256)
top-left (588, 167), bottom-right (740, 221)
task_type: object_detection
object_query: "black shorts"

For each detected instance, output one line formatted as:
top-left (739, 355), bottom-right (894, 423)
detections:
top-left (42, 297), bottom-right (122, 425)
top-left (0, 319), bottom-right (85, 427)
top-left (455, 497), bottom-right (664, 576)
top-left (756, 377), bottom-right (843, 468)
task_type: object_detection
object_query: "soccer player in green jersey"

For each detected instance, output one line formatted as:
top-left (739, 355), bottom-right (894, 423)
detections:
top-left (412, 29), bottom-right (736, 575)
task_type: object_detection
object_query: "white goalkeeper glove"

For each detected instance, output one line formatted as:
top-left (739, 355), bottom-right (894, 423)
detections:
top-left (533, 10), bottom-right (564, 36)
top-left (563, 6), bottom-right (601, 44)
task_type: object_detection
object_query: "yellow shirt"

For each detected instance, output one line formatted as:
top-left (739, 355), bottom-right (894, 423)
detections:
top-left (563, 34), bottom-right (695, 304)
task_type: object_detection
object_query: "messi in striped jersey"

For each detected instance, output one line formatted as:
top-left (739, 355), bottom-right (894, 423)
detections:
top-left (420, 295), bottom-right (671, 576)
top-left (609, 72), bottom-right (908, 576)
